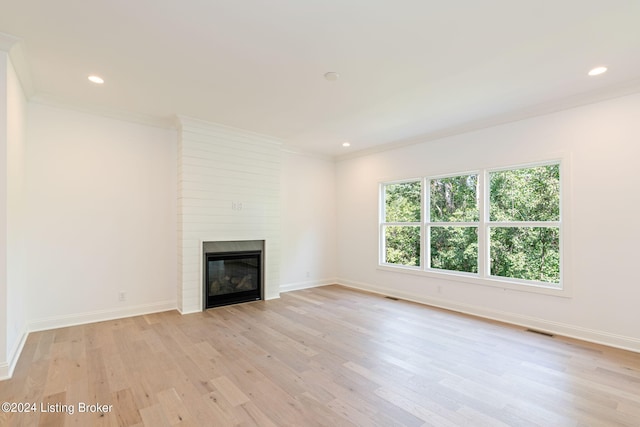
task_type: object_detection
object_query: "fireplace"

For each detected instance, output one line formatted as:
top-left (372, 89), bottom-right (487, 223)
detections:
top-left (203, 250), bottom-right (262, 309)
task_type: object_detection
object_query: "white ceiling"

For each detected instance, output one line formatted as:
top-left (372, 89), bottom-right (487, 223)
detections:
top-left (1, 0), bottom-right (639, 158)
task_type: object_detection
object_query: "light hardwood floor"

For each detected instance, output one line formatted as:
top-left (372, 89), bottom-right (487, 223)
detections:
top-left (1, 285), bottom-right (639, 426)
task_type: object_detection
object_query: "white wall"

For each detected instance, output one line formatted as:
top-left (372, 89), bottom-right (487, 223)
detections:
top-left (5, 54), bottom-right (28, 371)
top-left (336, 92), bottom-right (640, 351)
top-left (0, 52), bottom-right (8, 375)
top-left (26, 103), bottom-right (177, 330)
top-left (0, 52), bottom-right (29, 379)
top-left (280, 150), bottom-right (337, 291)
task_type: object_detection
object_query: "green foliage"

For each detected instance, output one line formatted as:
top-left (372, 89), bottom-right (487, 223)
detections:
top-left (488, 165), bottom-right (560, 284)
top-left (430, 175), bottom-right (478, 222)
top-left (430, 226), bottom-right (478, 273)
top-left (428, 174), bottom-right (478, 273)
top-left (383, 181), bottom-right (421, 266)
top-left (385, 226), bottom-right (420, 266)
top-left (382, 164), bottom-right (561, 285)
top-left (384, 181), bottom-right (421, 222)
top-left (490, 227), bottom-right (560, 283)
top-left (490, 165), bottom-right (559, 222)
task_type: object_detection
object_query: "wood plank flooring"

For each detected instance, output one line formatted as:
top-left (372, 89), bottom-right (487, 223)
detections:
top-left (1, 285), bottom-right (639, 426)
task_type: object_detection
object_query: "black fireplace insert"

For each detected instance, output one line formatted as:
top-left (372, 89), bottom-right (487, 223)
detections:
top-left (204, 250), bottom-right (262, 309)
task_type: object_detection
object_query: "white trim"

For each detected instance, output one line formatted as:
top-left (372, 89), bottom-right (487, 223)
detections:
top-left (2, 302), bottom-right (176, 379)
top-left (336, 278), bottom-right (640, 354)
top-left (335, 82), bottom-right (640, 162)
top-left (0, 35), bottom-right (35, 98)
top-left (379, 158), bottom-right (569, 296)
top-left (376, 264), bottom-right (565, 296)
top-left (28, 301), bottom-right (176, 333)
top-left (0, 31), bottom-right (20, 52)
top-left (0, 363), bottom-right (9, 381)
top-left (478, 170), bottom-right (488, 276)
top-left (380, 179), bottom-right (423, 266)
top-left (178, 116), bottom-right (283, 146)
top-left (280, 145), bottom-right (334, 162)
top-left (0, 327), bottom-right (28, 380)
top-left (176, 307), bottom-right (202, 315)
top-left (30, 95), bottom-right (176, 129)
top-left (279, 278), bottom-right (337, 293)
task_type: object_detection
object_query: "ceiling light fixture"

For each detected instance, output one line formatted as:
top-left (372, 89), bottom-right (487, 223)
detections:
top-left (88, 75), bottom-right (105, 84)
top-left (342, 142), bottom-right (351, 147)
top-left (324, 72), bottom-right (339, 81)
top-left (588, 66), bottom-right (607, 77)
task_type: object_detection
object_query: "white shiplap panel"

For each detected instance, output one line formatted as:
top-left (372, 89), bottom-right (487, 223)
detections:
top-left (180, 165), bottom-right (280, 182)
top-left (179, 163), bottom-right (280, 183)
top-left (180, 223), bottom-right (281, 235)
top-left (180, 122), bottom-right (281, 147)
top-left (178, 181), bottom-right (280, 197)
top-left (180, 212), bottom-right (281, 224)
top-left (177, 117), bottom-right (282, 313)
top-left (180, 245), bottom-right (200, 259)
top-left (181, 145), bottom-right (281, 165)
top-left (180, 176), bottom-right (279, 190)
top-left (178, 196), bottom-right (280, 208)
top-left (179, 206), bottom-right (280, 217)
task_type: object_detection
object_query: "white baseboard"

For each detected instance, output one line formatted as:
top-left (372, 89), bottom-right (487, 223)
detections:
top-left (10, 277), bottom-right (638, 383)
top-left (279, 278), bottom-right (337, 293)
top-left (0, 327), bottom-right (28, 381)
top-left (336, 278), bottom-right (640, 354)
top-left (0, 363), bottom-right (8, 380)
top-left (2, 302), bottom-right (176, 380)
top-left (29, 300), bottom-right (177, 333)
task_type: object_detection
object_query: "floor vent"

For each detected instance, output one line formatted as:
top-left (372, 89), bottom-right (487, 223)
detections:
top-left (384, 296), bottom-right (399, 301)
top-left (526, 328), bottom-right (554, 337)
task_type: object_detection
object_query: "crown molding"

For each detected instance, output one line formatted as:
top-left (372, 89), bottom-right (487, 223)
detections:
top-left (177, 115), bottom-right (284, 146)
top-left (31, 93), bottom-right (177, 129)
top-left (280, 144), bottom-right (334, 162)
top-left (335, 79), bottom-right (640, 162)
top-left (8, 42), bottom-right (35, 98)
top-left (0, 32), bottom-right (35, 98)
top-left (0, 32), bottom-right (20, 52)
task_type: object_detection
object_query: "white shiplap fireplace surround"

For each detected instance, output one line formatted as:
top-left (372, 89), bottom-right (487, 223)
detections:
top-left (178, 117), bottom-right (282, 313)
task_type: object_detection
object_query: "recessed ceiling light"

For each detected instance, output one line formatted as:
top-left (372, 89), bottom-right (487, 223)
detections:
top-left (342, 142), bottom-right (351, 147)
top-left (324, 72), bottom-right (340, 81)
top-left (88, 75), bottom-right (105, 84)
top-left (588, 66), bottom-right (607, 77)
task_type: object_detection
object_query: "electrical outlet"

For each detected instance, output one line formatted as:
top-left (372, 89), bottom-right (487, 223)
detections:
top-left (118, 291), bottom-right (126, 302)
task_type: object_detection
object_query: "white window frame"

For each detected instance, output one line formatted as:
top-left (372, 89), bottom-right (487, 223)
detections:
top-left (425, 171), bottom-right (480, 277)
top-left (379, 178), bottom-right (423, 270)
top-left (378, 157), bottom-right (570, 297)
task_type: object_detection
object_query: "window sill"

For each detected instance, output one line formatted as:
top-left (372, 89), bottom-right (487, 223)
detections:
top-left (377, 264), bottom-right (571, 298)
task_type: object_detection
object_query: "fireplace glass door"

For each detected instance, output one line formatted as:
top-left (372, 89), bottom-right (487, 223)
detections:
top-left (204, 251), bottom-right (262, 308)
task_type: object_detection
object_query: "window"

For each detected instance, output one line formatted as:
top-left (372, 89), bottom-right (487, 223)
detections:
top-left (488, 164), bottom-right (560, 284)
top-left (380, 180), bottom-right (421, 267)
top-left (429, 174), bottom-right (479, 274)
top-left (379, 161), bottom-right (564, 292)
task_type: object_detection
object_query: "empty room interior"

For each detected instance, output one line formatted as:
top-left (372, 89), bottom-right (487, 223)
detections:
top-left (1, 1), bottom-right (640, 426)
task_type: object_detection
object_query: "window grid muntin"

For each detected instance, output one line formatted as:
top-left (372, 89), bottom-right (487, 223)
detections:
top-left (429, 225), bottom-right (479, 274)
top-left (380, 161), bottom-right (562, 289)
top-left (426, 172), bottom-right (479, 273)
top-left (486, 162), bottom-right (562, 286)
top-left (380, 179), bottom-right (422, 267)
